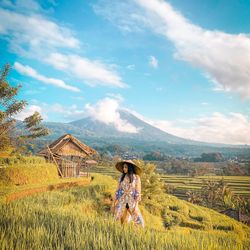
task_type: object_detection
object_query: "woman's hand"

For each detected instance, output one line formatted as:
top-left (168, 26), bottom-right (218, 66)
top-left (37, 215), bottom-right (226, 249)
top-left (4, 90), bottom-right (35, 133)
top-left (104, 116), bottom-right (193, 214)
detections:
top-left (111, 200), bottom-right (117, 214)
top-left (111, 204), bottom-right (115, 214)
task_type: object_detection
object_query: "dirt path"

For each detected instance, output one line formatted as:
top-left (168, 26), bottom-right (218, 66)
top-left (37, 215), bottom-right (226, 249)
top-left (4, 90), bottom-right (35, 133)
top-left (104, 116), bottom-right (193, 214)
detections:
top-left (5, 178), bottom-right (91, 203)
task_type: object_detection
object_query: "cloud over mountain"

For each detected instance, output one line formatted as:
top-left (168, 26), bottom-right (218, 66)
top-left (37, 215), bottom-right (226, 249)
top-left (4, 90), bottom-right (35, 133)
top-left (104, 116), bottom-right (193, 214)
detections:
top-left (85, 97), bottom-right (140, 133)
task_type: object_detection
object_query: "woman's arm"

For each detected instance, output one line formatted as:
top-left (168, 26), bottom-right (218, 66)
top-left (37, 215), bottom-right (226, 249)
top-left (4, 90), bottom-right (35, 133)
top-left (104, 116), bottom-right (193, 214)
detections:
top-left (112, 175), bottom-right (122, 208)
top-left (134, 175), bottom-right (141, 203)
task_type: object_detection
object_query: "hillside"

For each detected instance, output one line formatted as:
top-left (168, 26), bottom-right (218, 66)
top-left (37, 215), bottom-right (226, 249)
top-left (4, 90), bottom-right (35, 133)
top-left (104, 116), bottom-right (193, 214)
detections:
top-left (0, 172), bottom-right (249, 249)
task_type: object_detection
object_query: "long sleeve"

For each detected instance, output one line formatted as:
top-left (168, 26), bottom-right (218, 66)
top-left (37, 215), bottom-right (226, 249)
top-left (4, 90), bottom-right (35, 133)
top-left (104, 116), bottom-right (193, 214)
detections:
top-left (114, 175), bottom-right (122, 200)
top-left (134, 175), bottom-right (141, 202)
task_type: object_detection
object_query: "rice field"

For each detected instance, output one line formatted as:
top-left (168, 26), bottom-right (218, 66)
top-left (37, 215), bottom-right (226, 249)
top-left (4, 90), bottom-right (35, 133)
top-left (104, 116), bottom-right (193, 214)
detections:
top-left (0, 173), bottom-right (249, 250)
top-left (161, 175), bottom-right (250, 199)
top-left (89, 165), bottom-right (250, 200)
top-left (1, 160), bottom-right (249, 249)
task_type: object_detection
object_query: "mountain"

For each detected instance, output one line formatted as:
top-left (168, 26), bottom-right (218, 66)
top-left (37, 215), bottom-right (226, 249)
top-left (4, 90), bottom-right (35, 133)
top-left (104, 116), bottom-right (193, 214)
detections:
top-left (68, 109), bottom-right (194, 144)
top-left (37, 109), bottom-right (249, 158)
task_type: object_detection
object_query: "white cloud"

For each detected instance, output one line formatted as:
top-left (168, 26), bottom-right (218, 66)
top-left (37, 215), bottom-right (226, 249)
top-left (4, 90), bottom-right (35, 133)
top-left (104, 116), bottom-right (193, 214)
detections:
top-left (201, 102), bottom-right (209, 106)
top-left (106, 93), bottom-right (124, 102)
top-left (38, 98), bottom-right (140, 133)
top-left (24, 99), bottom-right (250, 144)
top-left (136, 0), bottom-right (250, 99)
top-left (149, 55), bottom-right (158, 68)
top-left (14, 105), bottom-right (47, 121)
top-left (1, 0), bottom-right (41, 12)
top-left (93, 0), bottom-right (146, 33)
top-left (85, 97), bottom-right (140, 133)
top-left (37, 97), bottom-right (140, 133)
top-left (95, 0), bottom-right (250, 99)
top-left (127, 64), bottom-right (135, 70)
top-left (15, 0), bottom-right (40, 11)
top-left (0, 4), bottom-right (127, 89)
top-left (51, 103), bottom-right (86, 119)
top-left (32, 102), bottom-right (86, 122)
top-left (14, 62), bottom-right (80, 92)
top-left (71, 96), bottom-right (85, 101)
top-left (129, 109), bottom-right (250, 145)
top-left (45, 53), bottom-right (128, 88)
top-left (0, 7), bottom-right (80, 56)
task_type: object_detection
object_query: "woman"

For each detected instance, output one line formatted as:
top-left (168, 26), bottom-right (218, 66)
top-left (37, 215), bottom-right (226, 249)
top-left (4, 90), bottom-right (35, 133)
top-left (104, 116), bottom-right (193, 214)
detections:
top-left (111, 160), bottom-right (144, 228)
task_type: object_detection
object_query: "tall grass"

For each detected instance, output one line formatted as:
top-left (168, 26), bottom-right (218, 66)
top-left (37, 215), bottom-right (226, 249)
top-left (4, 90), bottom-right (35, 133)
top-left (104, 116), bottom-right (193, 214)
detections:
top-left (0, 173), bottom-right (249, 250)
top-left (0, 156), bottom-right (59, 186)
top-left (0, 203), bottom-right (246, 250)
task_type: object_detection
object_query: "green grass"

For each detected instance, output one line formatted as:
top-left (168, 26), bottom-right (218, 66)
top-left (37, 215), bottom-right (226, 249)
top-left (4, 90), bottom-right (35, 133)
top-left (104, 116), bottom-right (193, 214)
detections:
top-left (0, 173), bottom-right (250, 250)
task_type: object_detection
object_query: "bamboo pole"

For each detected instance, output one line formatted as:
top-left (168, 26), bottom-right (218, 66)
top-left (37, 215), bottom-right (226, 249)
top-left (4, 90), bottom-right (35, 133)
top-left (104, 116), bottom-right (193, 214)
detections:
top-left (47, 146), bottom-right (63, 177)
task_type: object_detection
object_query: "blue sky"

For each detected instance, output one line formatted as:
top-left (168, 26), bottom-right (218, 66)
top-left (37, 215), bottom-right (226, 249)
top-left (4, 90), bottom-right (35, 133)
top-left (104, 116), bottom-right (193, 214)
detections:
top-left (0, 0), bottom-right (250, 144)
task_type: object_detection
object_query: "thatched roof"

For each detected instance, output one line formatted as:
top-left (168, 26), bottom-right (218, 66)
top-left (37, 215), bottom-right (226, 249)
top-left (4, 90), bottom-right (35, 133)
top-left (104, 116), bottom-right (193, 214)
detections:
top-left (37, 134), bottom-right (97, 157)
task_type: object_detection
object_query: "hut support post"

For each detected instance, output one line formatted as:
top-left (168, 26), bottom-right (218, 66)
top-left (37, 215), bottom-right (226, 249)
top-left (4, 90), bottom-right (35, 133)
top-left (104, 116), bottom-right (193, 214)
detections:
top-left (47, 146), bottom-right (63, 177)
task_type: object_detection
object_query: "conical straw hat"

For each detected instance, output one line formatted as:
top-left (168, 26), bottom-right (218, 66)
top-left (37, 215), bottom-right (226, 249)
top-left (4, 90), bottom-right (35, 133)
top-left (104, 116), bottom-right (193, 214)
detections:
top-left (115, 159), bottom-right (142, 175)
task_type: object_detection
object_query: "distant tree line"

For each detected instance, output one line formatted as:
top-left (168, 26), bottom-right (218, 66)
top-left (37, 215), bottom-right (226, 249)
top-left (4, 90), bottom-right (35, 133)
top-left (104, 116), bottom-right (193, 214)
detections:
top-left (154, 159), bottom-right (249, 176)
top-left (193, 152), bottom-right (224, 162)
top-left (95, 148), bottom-right (249, 176)
top-left (143, 151), bottom-right (171, 161)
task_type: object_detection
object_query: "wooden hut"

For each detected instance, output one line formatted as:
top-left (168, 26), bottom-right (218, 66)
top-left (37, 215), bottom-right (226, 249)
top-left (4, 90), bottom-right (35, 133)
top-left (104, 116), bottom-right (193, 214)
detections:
top-left (37, 134), bottom-right (97, 178)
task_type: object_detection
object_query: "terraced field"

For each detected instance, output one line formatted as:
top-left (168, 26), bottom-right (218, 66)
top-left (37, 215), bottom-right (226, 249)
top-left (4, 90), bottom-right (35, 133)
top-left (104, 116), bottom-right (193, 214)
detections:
top-left (89, 165), bottom-right (119, 179)
top-left (89, 165), bottom-right (250, 200)
top-left (161, 175), bottom-right (250, 200)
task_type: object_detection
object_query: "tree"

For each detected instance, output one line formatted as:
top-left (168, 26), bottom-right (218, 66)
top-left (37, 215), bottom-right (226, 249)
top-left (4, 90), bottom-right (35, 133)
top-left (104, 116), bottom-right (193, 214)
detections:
top-left (231, 195), bottom-right (250, 214)
top-left (186, 191), bottom-right (202, 204)
top-left (135, 160), bottom-right (166, 215)
top-left (0, 64), bottom-right (26, 151)
top-left (143, 151), bottom-right (170, 161)
top-left (0, 63), bottom-right (49, 153)
top-left (22, 111), bottom-right (49, 139)
top-left (198, 152), bottom-right (224, 162)
top-left (200, 179), bottom-right (233, 209)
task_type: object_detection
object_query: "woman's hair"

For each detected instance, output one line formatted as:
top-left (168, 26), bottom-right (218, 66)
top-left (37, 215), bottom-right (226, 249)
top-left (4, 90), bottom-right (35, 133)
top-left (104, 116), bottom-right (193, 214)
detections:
top-left (120, 164), bottom-right (135, 183)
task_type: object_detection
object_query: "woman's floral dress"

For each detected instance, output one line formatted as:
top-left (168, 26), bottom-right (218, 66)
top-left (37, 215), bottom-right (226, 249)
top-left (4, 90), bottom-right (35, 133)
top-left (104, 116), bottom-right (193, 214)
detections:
top-left (113, 174), bottom-right (144, 227)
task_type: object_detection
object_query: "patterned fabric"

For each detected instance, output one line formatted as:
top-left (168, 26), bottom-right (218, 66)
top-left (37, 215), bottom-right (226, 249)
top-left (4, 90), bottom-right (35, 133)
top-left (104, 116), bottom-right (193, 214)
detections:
top-left (113, 174), bottom-right (144, 228)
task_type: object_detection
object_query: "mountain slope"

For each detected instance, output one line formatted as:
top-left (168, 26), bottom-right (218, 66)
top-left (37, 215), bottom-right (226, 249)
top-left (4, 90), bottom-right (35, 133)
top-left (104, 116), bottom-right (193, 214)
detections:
top-left (68, 109), bottom-right (233, 147)
top-left (69, 109), bottom-right (193, 144)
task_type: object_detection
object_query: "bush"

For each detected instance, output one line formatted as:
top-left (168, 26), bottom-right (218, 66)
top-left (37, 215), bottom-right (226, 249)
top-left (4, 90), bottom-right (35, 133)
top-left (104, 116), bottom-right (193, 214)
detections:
top-left (134, 160), bottom-right (166, 215)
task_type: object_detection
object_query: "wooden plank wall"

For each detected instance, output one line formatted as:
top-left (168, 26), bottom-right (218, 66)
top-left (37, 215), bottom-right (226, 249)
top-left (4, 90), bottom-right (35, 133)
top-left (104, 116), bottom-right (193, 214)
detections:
top-left (60, 161), bottom-right (80, 177)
